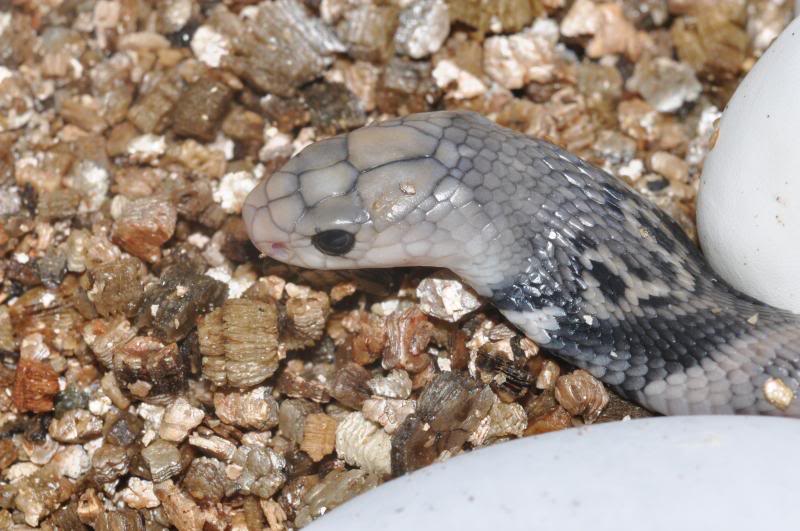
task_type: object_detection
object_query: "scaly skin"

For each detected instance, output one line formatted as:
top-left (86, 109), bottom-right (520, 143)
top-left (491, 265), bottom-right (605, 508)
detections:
top-left (243, 110), bottom-right (800, 417)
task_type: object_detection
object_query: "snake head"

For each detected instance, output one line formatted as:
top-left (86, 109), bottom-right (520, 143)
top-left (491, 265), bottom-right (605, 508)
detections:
top-left (243, 112), bottom-right (483, 270)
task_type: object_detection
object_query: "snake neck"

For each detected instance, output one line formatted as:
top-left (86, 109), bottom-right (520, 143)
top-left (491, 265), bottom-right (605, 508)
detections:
top-left (434, 117), bottom-right (800, 416)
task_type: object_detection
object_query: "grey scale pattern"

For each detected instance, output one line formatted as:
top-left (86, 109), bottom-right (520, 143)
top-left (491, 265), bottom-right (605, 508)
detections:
top-left (243, 111), bottom-right (800, 417)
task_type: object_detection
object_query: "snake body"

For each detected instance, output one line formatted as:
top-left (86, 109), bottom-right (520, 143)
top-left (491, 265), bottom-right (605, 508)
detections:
top-left (243, 111), bottom-right (800, 417)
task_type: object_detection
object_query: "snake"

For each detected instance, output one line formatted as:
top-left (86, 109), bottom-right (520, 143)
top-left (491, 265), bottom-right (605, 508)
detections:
top-left (242, 110), bottom-right (800, 417)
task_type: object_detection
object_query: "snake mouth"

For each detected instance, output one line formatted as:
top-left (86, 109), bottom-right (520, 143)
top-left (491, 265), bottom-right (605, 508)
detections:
top-left (257, 240), bottom-right (290, 261)
top-left (270, 242), bottom-right (289, 260)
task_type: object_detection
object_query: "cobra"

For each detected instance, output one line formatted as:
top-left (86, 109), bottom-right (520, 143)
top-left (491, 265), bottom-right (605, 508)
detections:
top-left (242, 110), bottom-right (799, 417)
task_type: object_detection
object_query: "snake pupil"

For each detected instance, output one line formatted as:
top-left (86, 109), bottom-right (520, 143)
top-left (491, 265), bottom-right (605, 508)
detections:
top-left (311, 229), bottom-right (355, 256)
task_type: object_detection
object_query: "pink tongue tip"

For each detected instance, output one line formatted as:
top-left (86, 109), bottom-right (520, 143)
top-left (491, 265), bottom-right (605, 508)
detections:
top-left (268, 241), bottom-right (289, 260)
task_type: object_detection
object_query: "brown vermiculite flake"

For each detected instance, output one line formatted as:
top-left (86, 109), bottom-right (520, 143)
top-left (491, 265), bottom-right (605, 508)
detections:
top-left (142, 439), bottom-right (184, 483)
top-left (524, 391), bottom-right (574, 435)
top-left (183, 457), bottom-right (227, 502)
top-left (198, 298), bottom-right (280, 387)
top-left (469, 397), bottom-right (528, 445)
top-left (103, 411), bottom-right (144, 447)
top-left (280, 284), bottom-right (331, 350)
top-left (113, 337), bottom-right (187, 402)
top-left (228, 445), bottom-right (287, 498)
top-left (221, 105), bottom-right (265, 146)
top-left (12, 358), bottom-right (60, 413)
top-left (154, 480), bottom-right (210, 530)
top-left (171, 78), bottom-right (234, 142)
top-left (300, 413), bottom-right (338, 462)
top-left (596, 393), bottom-right (652, 423)
top-left (208, 0), bottom-right (344, 97)
top-left (335, 412), bottom-right (392, 475)
top-left (8, 467), bottom-right (75, 526)
top-left (49, 409), bottom-right (103, 443)
top-left (535, 359), bottom-right (561, 390)
top-left (363, 397), bottom-right (416, 434)
top-left (48, 503), bottom-right (87, 530)
top-left (302, 82), bottom-right (368, 136)
top-left (294, 469), bottom-right (381, 527)
top-left (87, 257), bottom-right (146, 318)
top-left (671, 8), bottom-right (749, 82)
top-left (138, 262), bottom-right (227, 343)
top-left (367, 369), bottom-right (413, 399)
top-left (276, 359), bottom-right (332, 403)
top-left (3, 257), bottom-right (40, 287)
top-left (10, 285), bottom-right (84, 350)
top-left (330, 309), bottom-right (387, 366)
top-left (554, 368), bottom-right (610, 423)
top-left (448, 0), bottom-right (541, 35)
top-left (377, 57), bottom-right (440, 117)
top-left (91, 444), bottom-right (132, 485)
top-left (36, 249), bottom-right (68, 288)
top-left (159, 397), bottom-right (205, 442)
top-left (75, 489), bottom-right (103, 525)
top-left (279, 398), bottom-right (322, 445)
top-left (0, 439), bottom-right (19, 472)
top-left (391, 371), bottom-right (495, 475)
top-left (36, 188), bottom-right (81, 220)
top-left (416, 270), bottom-right (482, 322)
top-left (188, 431), bottom-right (237, 461)
top-left (0, 306), bottom-right (14, 351)
top-left (382, 305), bottom-right (434, 372)
top-left (214, 387), bottom-right (280, 431)
top-left (127, 70), bottom-right (185, 134)
top-left (259, 93), bottom-right (312, 133)
top-left (329, 361), bottom-right (372, 409)
top-left (92, 508), bottom-right (147, 530)
top-left (170, 178), bottom-right (215, 223)
top-left (338, 4), bottom-right (400, 63)
top-left (112, 197), bottom-right (178, 263)
top-left (82, 316), bottom-right (137, 369)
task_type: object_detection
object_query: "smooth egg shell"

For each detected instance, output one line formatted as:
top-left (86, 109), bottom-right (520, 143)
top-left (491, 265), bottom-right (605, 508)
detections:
top-left (698, 16), bottom-right (800, 313)
top-left (307, 417), bottom-right (800, 531)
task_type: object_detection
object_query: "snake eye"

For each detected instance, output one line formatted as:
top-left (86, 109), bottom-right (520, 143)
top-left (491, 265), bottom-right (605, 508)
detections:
top-left (311, 229), bottom-right (355, 256)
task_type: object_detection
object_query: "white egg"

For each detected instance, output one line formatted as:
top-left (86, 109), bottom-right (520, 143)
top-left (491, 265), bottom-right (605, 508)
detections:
top-left (698, 16), bottom-right (800, 313)
top-left (307, 417), bottom-right (800, 531)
